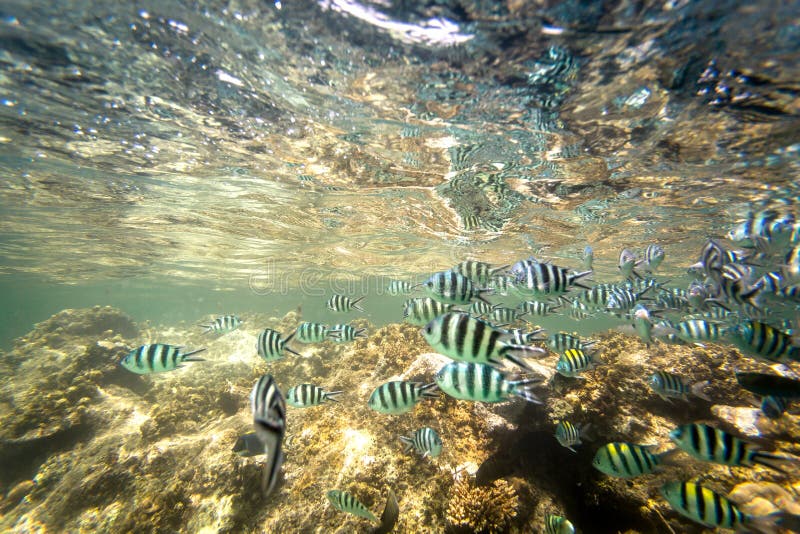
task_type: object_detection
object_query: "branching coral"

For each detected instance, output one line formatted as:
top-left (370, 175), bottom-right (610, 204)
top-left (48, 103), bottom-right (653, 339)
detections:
top-left (446, 477), bottom-right (518, 534)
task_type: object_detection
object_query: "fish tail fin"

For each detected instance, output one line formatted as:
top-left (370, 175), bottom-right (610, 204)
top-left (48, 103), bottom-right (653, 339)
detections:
top-left (356, 328), bottom-right (368, 338)
top-left (369, 489), bottom-right (399, 533)
top-left (511, 379), bottom-right (544, 404)
top-left (181, 348), bottom-right (207, 361)
top-left (751, 451), bottom-right (797, 474)
top-left (399, 435), bottom-right (414, 453)
top-left (691, 380), bottom-right (712, 402)
top-left (198, 324), bottom-right (213, 334)
top-left (325, 391), bottom-right (344, 402)
top-left (352, 297), bottom-right (365, 312)
top-left (419, 382), bottom-right (440, 399)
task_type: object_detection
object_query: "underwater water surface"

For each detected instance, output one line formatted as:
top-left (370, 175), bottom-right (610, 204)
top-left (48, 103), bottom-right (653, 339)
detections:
top-left (0, 0), bottom-right (799, 532)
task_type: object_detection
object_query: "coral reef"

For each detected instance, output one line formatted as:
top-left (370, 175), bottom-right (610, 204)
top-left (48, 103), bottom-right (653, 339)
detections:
top-left (0, 307), bottom-right (798, 533)
top-left (446, 477), bottom-right (518, 534)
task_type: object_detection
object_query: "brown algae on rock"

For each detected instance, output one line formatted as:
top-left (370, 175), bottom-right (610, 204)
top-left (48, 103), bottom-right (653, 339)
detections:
top-left (0, 307), bottom-right (798, 533)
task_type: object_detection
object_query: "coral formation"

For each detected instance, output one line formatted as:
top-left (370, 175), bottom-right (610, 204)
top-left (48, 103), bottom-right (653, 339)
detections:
top-left (446, 477), bottom-right (518, 534)
top-left (0, 307), bottom-right (798, 533)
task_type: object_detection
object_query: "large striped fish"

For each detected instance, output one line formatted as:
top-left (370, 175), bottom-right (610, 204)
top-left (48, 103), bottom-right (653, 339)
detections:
top-left (120, 344), bottom-right (206, 374)
top-left (250, 375), bottom-right (286, 496)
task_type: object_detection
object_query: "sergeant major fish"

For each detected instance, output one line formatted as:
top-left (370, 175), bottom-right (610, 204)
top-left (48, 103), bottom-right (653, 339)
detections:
top-left (554, 421), bottom-right (589, 453)
top-left (669, 423), bottom-right (797, 472)
top-left (435, 361), bottom-right (544, 404)
top-left (327, 490), bottom-right (376, 522)
top-left (422, 270), bottom-right (491, 305)
top-left (328, 324), bottom-right (367, 342)
top-left (556, 348), bottom-right (601, 378)
top-left (199, 314), bottom-right (242, 334)
top-left (121, 344), bottom-right (206, 374)
top-left (295, 322), bottom-right (329, 344)
top-left (452, 260), bottom-right (507, 286)
top-left (400, 427), bottom-right (442, 458)
top-left (286, 384), bottom-right (342, 408)
top-left (592, 442), bottom-right (672, 478)
top-left (368, 381), bottom-right (439, 414)
top-left (327, 294), bottom-right (365, 312)
top-left (422, 312), bottom-right (545, 371)
top-left (648, 370), bottom-right (711, 402)
top-left (403, 297), bottom-right (452, 326)
top-left (250, 374), bottom-right (286, 495)
top-left (387, 279), bottom-right (413, 295)
top-left (257, 328), bottom-right (300, 361)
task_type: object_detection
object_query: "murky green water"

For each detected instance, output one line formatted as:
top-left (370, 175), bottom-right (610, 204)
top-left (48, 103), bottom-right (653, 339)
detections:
top-left (1, 1), bottom-right (799, 532)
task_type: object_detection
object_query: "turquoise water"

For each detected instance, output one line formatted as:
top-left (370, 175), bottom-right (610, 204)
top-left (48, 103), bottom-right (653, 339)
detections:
top-left (1, 0), bottom-right (799, 532)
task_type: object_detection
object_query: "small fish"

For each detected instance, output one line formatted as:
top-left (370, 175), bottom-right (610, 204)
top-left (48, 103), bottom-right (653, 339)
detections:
top-left (488, 275), bottom-right (514, 296)
top-left (643, 244), bottom-right (664, 272)
top-left (403, 297), bottom-right (453, 326)
top-left (422, 312), bottom-right (545, 370)
top-left (387, 279), bottom-right (413, 295)
top-left (327, 490), bottom-right (376, 522)
top-left (660, 481), bottom-right (777, 531)
top-left (489, 306), bottom-right (523, 325)
top-left (618, 248), bottom-right (642, 280)
top-left (554, 421), bottom-right (587, 453)
top-left (295, 322), bottom-right (329, 344)
top-left (675, 319), bottom-right (725, 344)
top-left (257, 328), bottom-right (300, 361)
top-left (556, 348), bottom-right (600, 378)
top-left (761, 395), bottom-right (789, 419)
top-left (286, 384), bottom-right (342, 407)
top-left (648, 370), bottom-right (711, 402)
top-left (435, 361), bottom-right (543, 404)
top-left (736, 372), bottom-right (800, 399)
top-left (547, 332), bottom-right (594, 352)
top-left (199, 314), bottom-right (242, 334)
top-left (232, 433), bottom-right (264, 457)
top-left (511, 259), bottom-right (592, 295)
top-left (452, 260), bottom-right (507, 286)
top-left (728, 320), bottom-right (800, 364)
top-left (669, 423), bottom-right (797, 472)
top-left (545, 513), bottom-right (576, 534)
top-left (328, 324), bottom-right (367, 342)
top-left (367, 381), bottom-right (439, 414)
top-left (327, 294), bottom-right (365, 312)
top-left (499, 327), bottom-right (546, 346)
top-left (520, 300), bottom-right (560, 316)
top-left (582, 245), bottom-right (593, 272)
top-left (400, 427), bottom-right (442, 458)
top-left (592, 442), bottom-right (669, 478)
top-left (250, 374), bottom-right (286, 495)
top-left (120, 344), bottom-right (206, 374)
top-left (423, 270), bottom-right (490, 305)
top-left (469, 300), bottom-right (494, 317)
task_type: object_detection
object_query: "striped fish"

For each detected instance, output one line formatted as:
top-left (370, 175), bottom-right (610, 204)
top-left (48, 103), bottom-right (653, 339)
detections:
top-left (327, 490), bottom-right (376, 522)
top-left (618, 248), bottom-right (643, 280)
top-left (728, 320), bottom-right (800, 364)
top-left (489, 306), bottom-right (523, 325)
top-left (286, 384), bottom-right (342, 408)
top-left (511, 259), bottom-right (591, 296)
top-left (643, 244), bottom-right (665, 272)
top-left (452, 260), bottom-right (507, 285)
top-left (568, 299), bottom-right (593, 320)
top-left (423, 270), bottom-right (490, 305)
top-left (675, 319), bottom-right (725, 344)
top-left (434, 361), bottom-right (543, 404)
top-left (499, 327), bottom-right (546, 346)
top-left (400, 427), bottom-right (442, 458)
top-left (648, 371), bottom-right (711, 402)
top-left (367, 381), bottom-right (439, 414)
top-left (387, 279), bottom-right (413, 295)
top-left (327, 294), bottom-right (365, 312)
top-left (669, 423), bottom-right (796, 472)
top-left (545, 513), bottom-right (575, 534)
top-left (554, 421), bottom-right (584, 453)
top-left (402, 297), bottom-right (453, 326)
top-left (199, 314), bottom-right (242, 334)
top-left (422, 312), bottom-right (545, 371)
top-left (592, 442), bottom-right (668, 478)
top-left (250, 374), bottom-right (286, 495)
top-left (556, 348), bottom-right (600, 377)
top-left (488, 275), bottom-right (514, 296)
top-left (295, 322), bottom-right (329, 343)
top-left (120, 344), bottom-right (206, 374)
top-left (520, 300), bottom-right (559, 316)
top-left (257, 328), bottom-right (300, 361)
top-left (469, 300), bottom-right (494, 317)
top-left (327, 324), bottom-right (367, 342)
top-left (547, 332), bottom-right (593, 352)
top-left (660, 482), bottom-right (757, 530)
